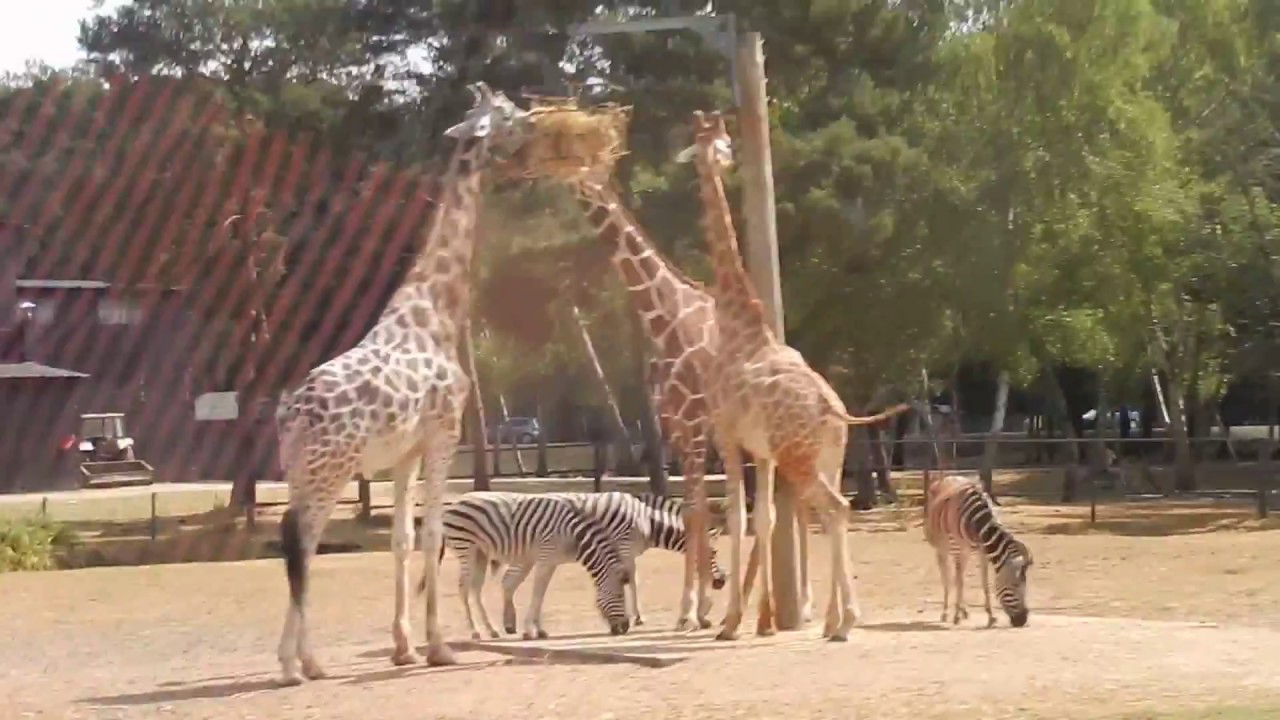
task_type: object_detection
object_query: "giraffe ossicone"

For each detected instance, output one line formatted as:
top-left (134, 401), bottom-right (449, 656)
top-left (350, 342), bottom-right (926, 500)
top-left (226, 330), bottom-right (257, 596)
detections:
top-left (272, 81), bottom-right (531, 687)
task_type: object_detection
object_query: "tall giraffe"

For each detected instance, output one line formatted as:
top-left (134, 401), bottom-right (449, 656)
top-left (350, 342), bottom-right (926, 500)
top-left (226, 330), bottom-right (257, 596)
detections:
top-left (677, 110), bottom-right (908, 641)
top-left (272, 83), bottom-right (530, 686)
top-left (565, 178), bottom-right (721, 630)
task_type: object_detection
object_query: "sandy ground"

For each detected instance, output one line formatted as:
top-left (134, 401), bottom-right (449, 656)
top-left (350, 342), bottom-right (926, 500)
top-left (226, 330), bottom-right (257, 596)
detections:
top-left (3, 502), bottom-right (1280, 720)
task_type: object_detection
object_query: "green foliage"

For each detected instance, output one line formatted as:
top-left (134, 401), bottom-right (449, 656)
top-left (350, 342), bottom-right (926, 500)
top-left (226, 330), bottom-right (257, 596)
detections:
top-left (0, 514), bottom-right (78, 573)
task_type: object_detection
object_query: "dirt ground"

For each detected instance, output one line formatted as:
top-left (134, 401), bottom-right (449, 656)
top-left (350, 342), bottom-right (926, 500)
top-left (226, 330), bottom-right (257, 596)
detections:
top-left (3, 501), bottom-right (1280, 720)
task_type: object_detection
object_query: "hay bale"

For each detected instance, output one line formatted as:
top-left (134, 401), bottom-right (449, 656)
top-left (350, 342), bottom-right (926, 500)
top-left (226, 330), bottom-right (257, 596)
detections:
top-left (507, 97), bottom-right (631, 182)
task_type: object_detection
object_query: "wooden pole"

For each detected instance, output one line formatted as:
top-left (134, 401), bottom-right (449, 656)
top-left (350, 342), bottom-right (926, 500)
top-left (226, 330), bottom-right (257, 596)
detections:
top-left (735, 32), bottom-right (802, 631)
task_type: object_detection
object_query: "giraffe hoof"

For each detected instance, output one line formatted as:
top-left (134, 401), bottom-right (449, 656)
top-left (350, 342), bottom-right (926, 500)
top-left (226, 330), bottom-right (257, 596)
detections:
top-left (715, 628), bottom-right (739, 642)
top-left (504, 625), bottom-right (517, 635)
top-left (674, 617), bottom-right (695, 632)
top-left (489, 631), bottom-right (501, 640)
top-left (537, 629), bottom-right (550, 640)
top-left (756, 626), bottom-right (776, 638)
top-left (301, 659), bottom-right (327, 680)
top-left (279, 673), bottom-right (305, 687)
top-left (392, 649), bottom-right (423, 666)
top-left (471, 631), bottom-right (483, 640)
top-left (633, 617), bottom-right (645, 627)
top-left (826, 632), bottom-right (849, 643)
top-left (426, 644), bottom-right (457, 667)
top-left (698, 617), bottom-right (713, 630)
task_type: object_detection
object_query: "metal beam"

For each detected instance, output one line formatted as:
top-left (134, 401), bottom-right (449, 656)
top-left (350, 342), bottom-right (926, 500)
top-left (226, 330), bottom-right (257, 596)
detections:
top-left (567, 14), bottom-right (739, 101)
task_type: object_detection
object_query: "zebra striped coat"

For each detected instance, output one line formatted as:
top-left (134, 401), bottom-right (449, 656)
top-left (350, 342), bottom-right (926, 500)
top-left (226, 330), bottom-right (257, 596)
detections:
top-left (514, 491), bottom-right (726, 629)
top-left (437, 491), bottom-right (632, 640)
top-left (924, 475), bottom-right (1033, 627)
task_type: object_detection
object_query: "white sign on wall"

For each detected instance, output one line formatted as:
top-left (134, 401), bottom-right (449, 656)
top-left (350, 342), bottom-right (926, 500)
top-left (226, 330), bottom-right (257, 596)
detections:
top-left (194, 391), bottom-right (239, 421)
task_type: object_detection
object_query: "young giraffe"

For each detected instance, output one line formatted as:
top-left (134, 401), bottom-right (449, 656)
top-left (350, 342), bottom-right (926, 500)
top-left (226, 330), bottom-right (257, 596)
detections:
top-left (676, 110), bottom-right (909, 641)
top-left (273, 83), bottom-right (530, 686)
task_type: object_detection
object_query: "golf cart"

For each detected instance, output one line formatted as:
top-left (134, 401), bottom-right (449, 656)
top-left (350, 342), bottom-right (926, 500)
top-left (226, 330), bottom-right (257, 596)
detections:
top-left (73, 412), bottom-right (154, 488)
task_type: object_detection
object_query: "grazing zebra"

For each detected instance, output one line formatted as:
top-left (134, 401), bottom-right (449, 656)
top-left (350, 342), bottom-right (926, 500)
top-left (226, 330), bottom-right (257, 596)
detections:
top-left (924, 475), bottom-right (1034, 627)
top-left (510, 491), bottom-right (727, 630)
top-left (434, 491), bottom-right (632, 640)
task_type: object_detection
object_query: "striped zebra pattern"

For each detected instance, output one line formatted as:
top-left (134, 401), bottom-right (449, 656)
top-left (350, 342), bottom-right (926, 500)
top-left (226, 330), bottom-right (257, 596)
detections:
top-left (510, 491), bottom-right (726, 629)
top-left (437, 491), bottom-right (632, 640)
top-left (924, 475), bottom-right (1034, 627)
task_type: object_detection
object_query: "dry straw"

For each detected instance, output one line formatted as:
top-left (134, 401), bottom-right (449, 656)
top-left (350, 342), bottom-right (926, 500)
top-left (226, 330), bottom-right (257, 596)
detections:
top-left (506, 95), bottom-right (632, 183)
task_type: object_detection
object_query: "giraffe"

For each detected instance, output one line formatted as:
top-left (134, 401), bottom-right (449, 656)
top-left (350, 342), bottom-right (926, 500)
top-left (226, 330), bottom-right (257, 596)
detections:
top-left (562, 177), bottom-right (721, 631)
top-left (676, 110), bottom-right (909, 641)
top-left (272, 82), bottom-right (531, 686)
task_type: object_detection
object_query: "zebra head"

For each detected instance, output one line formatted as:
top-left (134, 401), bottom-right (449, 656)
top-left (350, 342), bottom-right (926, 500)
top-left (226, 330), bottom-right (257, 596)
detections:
top-left (707, 525), bottom-right (727, 590)
top-left (569, 511), bottom-right (633, 636)
top-left (995, 539), bottom-right (1033, 627)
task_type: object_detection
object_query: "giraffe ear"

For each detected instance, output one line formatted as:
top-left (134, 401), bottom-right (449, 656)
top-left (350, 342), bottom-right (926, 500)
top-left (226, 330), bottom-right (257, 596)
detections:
top-left (675, 145), bottom-right (698, 164)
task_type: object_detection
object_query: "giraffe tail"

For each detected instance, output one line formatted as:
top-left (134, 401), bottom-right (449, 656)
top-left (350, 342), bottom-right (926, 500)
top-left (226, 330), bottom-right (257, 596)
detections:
top-left (416, 548), bottom-right (502, 596)
top-left (839, 402), bottom-right (912, 426)
top-left (281, 507), bottom-right (307, 608)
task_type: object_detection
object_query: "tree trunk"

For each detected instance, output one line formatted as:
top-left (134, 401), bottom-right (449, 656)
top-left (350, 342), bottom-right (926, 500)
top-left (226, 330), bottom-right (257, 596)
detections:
top-left (1042, 366), bottom-right (1082, 502)
top-left (462, 323), bottom-right (490, 491)
top-left (634, 319), bottom-right (667, 494)
top-left (979, 369), bottom-right (1010, 498)
top-left (572, 305), bottom-right (635, 471)
top-left (868, 423), bottom-right (897, 502)
top-left (535, 396), bottom-right (549, 477)
top-left (890, 411), bottom-right (909, 469)
top-left (498, 394), bottom-right (528, 476)
top-left (1165, 372), bottom-right (1197, 492)
top-left (851, 425), bottom-right (876, 510)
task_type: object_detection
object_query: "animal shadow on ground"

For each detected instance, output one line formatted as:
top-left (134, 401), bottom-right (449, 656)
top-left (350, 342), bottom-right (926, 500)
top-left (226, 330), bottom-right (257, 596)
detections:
top-left (80, 661), bottom-right (499, 707)
top-left (858, 620), bottom-right (949, 633)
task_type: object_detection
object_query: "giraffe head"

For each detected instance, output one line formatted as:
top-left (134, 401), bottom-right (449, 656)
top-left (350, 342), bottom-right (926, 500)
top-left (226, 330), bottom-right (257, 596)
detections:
top-left (675, 110), bottom-right (734, 171)
top-left (443, 82), bottom-right (533, 156)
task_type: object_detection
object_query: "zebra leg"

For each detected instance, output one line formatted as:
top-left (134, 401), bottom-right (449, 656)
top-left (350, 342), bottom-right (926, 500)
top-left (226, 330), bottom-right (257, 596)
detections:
top-left (978, 556), bottom-right (996, 627)
top-left (934, 544), bottom-right (951, 624)
top-left (470, 556), bottom-right (501, 639)
top-left (952, 549), bottom-right (969, 624)
top-left (626, 556), bottom-right (644, 626)
top-left (457, 548), bottom-right (484, 640)
top-left (752, 457), bottom-right (777, 637)
top-left (390, 456), bottom-right (423, 666)
top-left (501, 563), bottom-right (533, 635)
top-left (523, 560), bottom-right (559, 640)
top-left (716, 445), bottom-right (748, 641)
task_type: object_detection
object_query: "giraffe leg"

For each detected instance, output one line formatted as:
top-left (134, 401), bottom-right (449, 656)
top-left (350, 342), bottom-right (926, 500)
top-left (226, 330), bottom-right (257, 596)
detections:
top-left (677, 448), bottom-right (714, 631)
top-left (797, 500), bottom-right (813, 625)
top-left (753, 458), bottom-right (777, 637)
top-left (524, 560), bottom-right (558, 640)
top-left (979, 555), bottom-right (996, 628)
top-left (716, 445), bottom-right (748, 641)
top-left (421, 431), bottom-right (461, 666)
top-left (277, 487), bottom-right (340, 685)
top-left (808, 476), bottom-right (858, 641)
top-left (390, 457), bottom-right (423, 666)
top-left (502, 562), bottom-right (533, 635)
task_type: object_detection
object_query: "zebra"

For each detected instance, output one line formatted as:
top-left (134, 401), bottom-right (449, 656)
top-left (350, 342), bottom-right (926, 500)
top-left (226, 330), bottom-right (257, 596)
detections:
top-left (433, 491), bottom-right (632, 640)
top-left (507, 491), bottom-right (727, 630)
top-left (924, 475), bottom-right (1034, 627)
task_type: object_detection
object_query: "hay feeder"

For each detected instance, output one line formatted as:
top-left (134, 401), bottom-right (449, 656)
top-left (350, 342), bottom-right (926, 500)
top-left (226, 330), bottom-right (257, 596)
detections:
top-left (509, 96), bottom-right (632, 184)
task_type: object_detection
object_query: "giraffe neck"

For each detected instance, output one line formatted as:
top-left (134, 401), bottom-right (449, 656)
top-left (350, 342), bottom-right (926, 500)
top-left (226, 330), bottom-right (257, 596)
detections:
top-left (573, 181), bottom-right (703, 350)
top-left (384, 136), bottom-right (489, 339)
top-left (692, 159), bottom-right (771, 349)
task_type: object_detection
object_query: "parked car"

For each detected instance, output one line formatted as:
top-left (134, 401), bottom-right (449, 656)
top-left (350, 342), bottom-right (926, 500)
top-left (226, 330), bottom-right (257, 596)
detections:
top-left (488, 416), bottom-right (541, 445)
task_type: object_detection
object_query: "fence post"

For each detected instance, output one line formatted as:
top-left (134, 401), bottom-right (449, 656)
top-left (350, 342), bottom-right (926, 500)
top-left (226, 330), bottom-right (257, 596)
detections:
top-left (1089, 475), bottom-right (1097, 525)
top-left (40, 495), bottom-right (48, 517)
top-left (592, 440), bottom-right (605, 493)
top-left (1259, 436), bottom-right (1273, 519)
top-left (357, 477), bottom-right (371, 522)
top-left (149, 491), bottom-right (158, 542)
